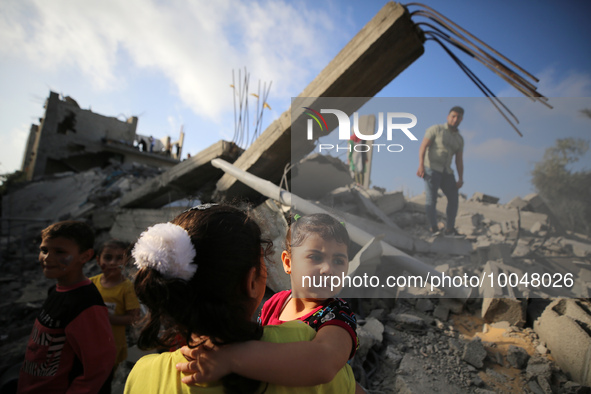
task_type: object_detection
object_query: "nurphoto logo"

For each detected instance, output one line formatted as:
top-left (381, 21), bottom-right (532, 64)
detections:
top-left (303, 107), bottom-right (419, 153)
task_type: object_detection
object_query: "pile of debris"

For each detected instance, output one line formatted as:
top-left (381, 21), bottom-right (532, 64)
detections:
top-left (1, 1), bottom-right (589, 389)
top-left (1, 146), bottom-right (590, 392)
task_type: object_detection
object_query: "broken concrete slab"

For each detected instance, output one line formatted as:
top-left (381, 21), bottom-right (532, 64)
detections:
top-left (533, 299), bottom-right (591, 387)
top-left (462, 337), bottom-right (487, 369)
top-left (470, 192), bottom-right (500, 204)
top-left (355, 317), bottom-right (384, 360)
top-left (433, 304), bottom-right (450, 321)
top-left (108, 208), bottom-right (185, 243)
top-left (211, 158), bottom-right (471, 299)
top-left (482, 297), bottom-right (527, 328)
top-left (289, 153), bottom-right (354, 200)
top-left (120, 141), bottom-right (241, 208)
top-left (320, 202), bottom-right (473, 256)
top-left (351, 185), bottom-right (401, 231)
top-left (506, 196), bottom-right (529, 210)
top-left (523, 193), bottom-right (565, 234)
top-left (560, 237), bottom-right (591, 258)
top-left (480, 261), bottom-right (527, 327)
top-left (409, 194), bottom-right (548, 232)
top-left (1, 169), bottom-right (107, 225)
top-left (374, 191), bottom-right (405, 215)
top-left (455, 212), bottom-right (483, 236)
top-left (507, 345), bottom-right (529, 369)
top-left (214, 2), bottom-right (424, 201)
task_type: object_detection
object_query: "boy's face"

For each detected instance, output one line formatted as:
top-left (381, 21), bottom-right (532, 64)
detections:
top-left (39, 237), bottom-right (93, 286)
top-left (283, 233), bottom-right (349, 299)
top-left (97, 246), bottom-right (127, 278)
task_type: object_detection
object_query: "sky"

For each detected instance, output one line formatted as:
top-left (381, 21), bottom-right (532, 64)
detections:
top-left (1, 0), bottom-right (590, 203)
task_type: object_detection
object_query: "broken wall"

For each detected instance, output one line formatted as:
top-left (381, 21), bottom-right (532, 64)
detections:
top-left (23, 92), bottom-right (140, 180)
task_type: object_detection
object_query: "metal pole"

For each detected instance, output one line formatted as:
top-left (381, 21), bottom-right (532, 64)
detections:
top-left (211, 158), bottom-right (470, 299)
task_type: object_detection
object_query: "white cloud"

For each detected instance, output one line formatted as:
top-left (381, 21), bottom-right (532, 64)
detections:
top-left (537, 68), bottom-right (591, 97)
top-left (0, 0), bottom-right (340, 122)
top-left (0, 123), bottom-right (29, 174)
top-left (497, 67), bottom-right (591, 98)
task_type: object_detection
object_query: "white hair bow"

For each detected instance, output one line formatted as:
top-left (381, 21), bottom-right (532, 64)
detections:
top-left (132, 222), bottom-right (197, 281)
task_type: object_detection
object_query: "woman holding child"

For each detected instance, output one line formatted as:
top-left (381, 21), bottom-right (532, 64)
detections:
top-left (124, 204), bottom-right (357, 393)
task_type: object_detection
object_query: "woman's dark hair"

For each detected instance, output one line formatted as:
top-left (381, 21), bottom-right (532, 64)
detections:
top-left (285, 213), bottom-right (350, 255)
top-left (134, 204), bottom-right (270, 393)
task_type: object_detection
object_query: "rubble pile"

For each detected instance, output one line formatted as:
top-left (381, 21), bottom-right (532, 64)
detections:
top-left (1, 150), bottom-right (590, 393)
top-left (4, 3), bottom-right (589, 390)
top-left (352, 297), bottom-right (591, 394)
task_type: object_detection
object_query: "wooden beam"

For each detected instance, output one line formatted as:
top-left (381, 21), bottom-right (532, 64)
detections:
top-left (214, 2), bottom-right (424, 201)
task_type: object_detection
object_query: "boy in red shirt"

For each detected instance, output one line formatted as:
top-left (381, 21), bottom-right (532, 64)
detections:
top-left (18, 221), bottom-right (116, 393)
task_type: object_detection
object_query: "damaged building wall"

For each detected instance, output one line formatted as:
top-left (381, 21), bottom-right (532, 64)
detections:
top-left (21, 91), bottom-right (178, 181)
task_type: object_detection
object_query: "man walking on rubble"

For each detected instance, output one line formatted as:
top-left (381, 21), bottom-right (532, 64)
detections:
top-left (416, 106), bottom-right (464, 236)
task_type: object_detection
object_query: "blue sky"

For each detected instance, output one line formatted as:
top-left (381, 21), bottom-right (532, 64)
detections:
top-left (1, 1), bottom-right (590, 202)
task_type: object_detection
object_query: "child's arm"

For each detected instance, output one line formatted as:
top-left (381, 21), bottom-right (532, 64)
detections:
top-left (109, 308), bottom-right (140, 326)
top-left (110, 280), bottom-right (141, 326)
top-left (177, 324), bottom-right (352, 386)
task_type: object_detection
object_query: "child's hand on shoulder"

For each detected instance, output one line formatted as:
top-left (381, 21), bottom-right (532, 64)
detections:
top-left (176, 341), bottom-right (234, 385)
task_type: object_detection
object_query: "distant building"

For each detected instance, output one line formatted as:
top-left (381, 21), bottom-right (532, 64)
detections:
top-left (21, 91), bottom-right (183, 181)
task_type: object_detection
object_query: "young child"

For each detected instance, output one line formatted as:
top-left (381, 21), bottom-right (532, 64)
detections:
top-left (177, 213), bottom-right (363, 392)
top-left (18, 220), bottom-right (116, 393)
top-left (90, 239), bottom-right (140, 393)
top-left (124, 204), bottom-right (355, 393)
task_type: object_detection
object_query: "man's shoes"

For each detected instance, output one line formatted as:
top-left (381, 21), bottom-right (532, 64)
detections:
top-left (430, 227), bottom-right (441, 236)
top-left (443, 228), bottom-right (463, 238)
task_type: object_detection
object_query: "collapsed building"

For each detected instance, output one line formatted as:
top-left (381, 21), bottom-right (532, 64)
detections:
top-left (21, 91), bottom-right (185, 182)
top-left (1, 2), bottom-right (590, 393)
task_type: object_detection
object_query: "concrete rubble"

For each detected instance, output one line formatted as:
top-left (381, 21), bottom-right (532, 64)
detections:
top-left (2, 3), bottom-right (590, 391)
top-left (2, 133), bottom-right (590, 392)
top-left (2, 94), bottom-right (591, 393)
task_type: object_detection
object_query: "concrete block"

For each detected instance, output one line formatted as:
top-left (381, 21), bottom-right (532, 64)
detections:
top-left (506, 196), bottom-right (529, 210)
top-left (506, 345), bottom-right (529, 369)
top-left (536, 344), bottom-right (548, 355)
top-left (355, 317), bottom-right (384, 361)
top-left (389, 313), bottom-right (427, 330)
top-left (120, 140), bottom-right (241, 208)
top-left (455, 213), bottom-right (483, 236)
top-left (433, 305), bottom-right (450, 321)
top-left (482, 298), bottom-right (527, 328)
top-left (429, 236), bottom-right (474, 255)
top-left (290, 153), bottom-right (353, 200)
top-left (489, 223), bottom-right (503, 235)
top-left (533, 299), bottom-right (591, 387)
top-left (415, 298), bottom-right (434, 313)
top-left (511, 239), bottom-right (532, 258)
top-left (470, 192), bottom-right (500, 204)
top-left (109, 208), bottom-right (184, 243)
top-left (439, 298), bottom-right (464, 315)
top-left (488, 243), bottom-right (513, 261)
top-left (462, 337), bottom-right (487, 368)
top-left (384, 345), bottom-right (403, 368)
top-left (560, 238), bottom-right (591, 258)
top-left (530, 221), bottom-right (546, 234)
top-left (410, 194), bottom-right (548, 231)
top-left (374, 191), bottom-right (405, 215)
top-left (525, 355), bottom-right (552, 381)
